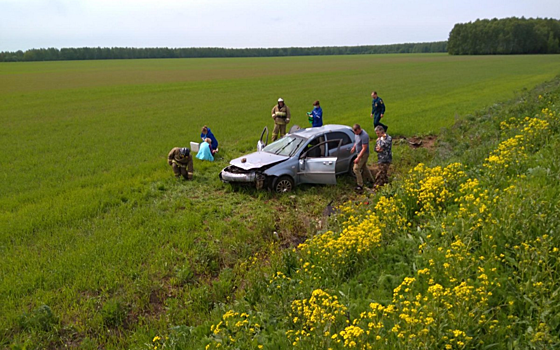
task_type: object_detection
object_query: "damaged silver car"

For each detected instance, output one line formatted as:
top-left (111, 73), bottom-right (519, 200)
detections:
top-left (219, 124), bottom-right (357, 193)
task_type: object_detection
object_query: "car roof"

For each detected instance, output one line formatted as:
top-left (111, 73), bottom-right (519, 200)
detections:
top-left (289, 124), bottom-right (353, 139)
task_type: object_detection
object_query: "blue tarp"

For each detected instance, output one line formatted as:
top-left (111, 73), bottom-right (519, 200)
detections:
top-left (196, 142), bottom-right (214, 161)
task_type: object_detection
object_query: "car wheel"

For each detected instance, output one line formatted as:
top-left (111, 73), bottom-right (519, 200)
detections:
top-left (348, 158), bottom-right (357, 178)
top-left (272, 176), bottom-right (295, 193)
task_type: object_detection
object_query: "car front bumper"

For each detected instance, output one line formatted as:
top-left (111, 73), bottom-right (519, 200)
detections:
top-left (220, 170), bottom-right (257, 183)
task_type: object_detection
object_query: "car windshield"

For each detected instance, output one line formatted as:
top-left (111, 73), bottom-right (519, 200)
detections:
top-left (262, 136), bottom-right (306, 157)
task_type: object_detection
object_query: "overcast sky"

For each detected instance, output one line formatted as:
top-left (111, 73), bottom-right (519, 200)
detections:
top-left (1, 0), bottom-right (559, 51)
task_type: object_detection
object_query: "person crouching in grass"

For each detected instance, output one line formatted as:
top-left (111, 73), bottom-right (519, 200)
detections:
top-left (201, 126), bottom-right (219, 155)
top-left (374, 125), bottom-right (392, 189)
top-left (167, 147), bottom-right (193, 180)
top-left (196, 138), bottom-right (215, 161)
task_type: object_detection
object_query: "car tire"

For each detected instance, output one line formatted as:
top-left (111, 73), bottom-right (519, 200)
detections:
top-left (348, 157), bottom-right (357, 178)
top-left (272, 175), bottom-right (295, 193)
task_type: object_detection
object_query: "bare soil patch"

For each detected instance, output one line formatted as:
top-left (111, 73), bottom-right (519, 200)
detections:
top-left (393, 135), bottom-right (437, 150)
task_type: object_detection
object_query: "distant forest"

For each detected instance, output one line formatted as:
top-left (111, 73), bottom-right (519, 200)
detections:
top-left (448, 17), bottom-right (560, 55)
top-left (0, 42), bottom-right (447, 62)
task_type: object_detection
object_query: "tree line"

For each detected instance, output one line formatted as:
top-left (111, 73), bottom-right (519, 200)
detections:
top-left (0, 42), bottom-right (447, 62)
top-left (448, 17), bottom-right (560, 55)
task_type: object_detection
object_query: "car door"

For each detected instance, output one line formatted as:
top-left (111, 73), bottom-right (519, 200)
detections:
top-left (297, 140), bottom-right (338, 185)
top-left (257, 126), bottom-right (269, 151)
top-left (326, 131), bottom-right (355, 174)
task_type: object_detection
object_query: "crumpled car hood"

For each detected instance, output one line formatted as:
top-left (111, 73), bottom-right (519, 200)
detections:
top-left (230, 151), bottom-right (288, 170)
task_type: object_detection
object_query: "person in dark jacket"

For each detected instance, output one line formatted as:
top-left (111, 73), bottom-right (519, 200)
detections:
top-left (307, 100), bottom-right (323, 127)
top-left (201, 126), bottom-right (218, 154)
top-left (167, 147), bottom-right (193, 180)
top-left (370, 91), bottom-right (388, 132)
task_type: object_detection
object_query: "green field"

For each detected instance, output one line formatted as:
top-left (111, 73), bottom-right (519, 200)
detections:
top-left (1, 53), bottom-right (559, 348)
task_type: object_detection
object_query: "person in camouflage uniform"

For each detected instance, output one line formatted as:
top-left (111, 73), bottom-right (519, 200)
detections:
top-left (271, 98), bottom-right (291, 141)
top-left (374, 125), bottom-right (392, 189)
top-left (167, 147), bottom-right (193, 180)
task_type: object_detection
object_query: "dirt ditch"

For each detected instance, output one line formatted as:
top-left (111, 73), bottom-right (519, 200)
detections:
top-left (393, 135), bottom-right (437, 150)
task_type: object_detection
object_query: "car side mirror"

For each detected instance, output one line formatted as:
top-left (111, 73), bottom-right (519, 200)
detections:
top-left (299, 158), bottom-right (306, 171)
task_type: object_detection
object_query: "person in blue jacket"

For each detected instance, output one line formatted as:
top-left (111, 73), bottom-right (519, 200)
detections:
top-left (307, 100), bottom-right (323, 127)
top-left (370, 91), bottom-right (388, 132)
top-left (200, 126), bottom-right (218, 154)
